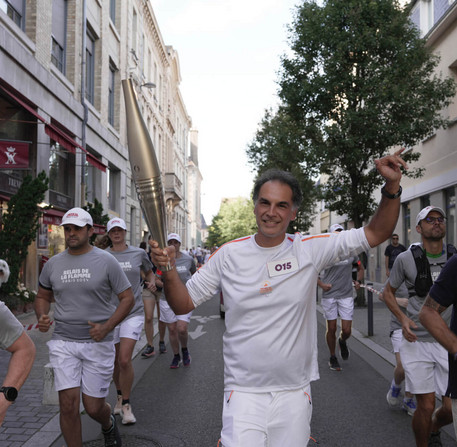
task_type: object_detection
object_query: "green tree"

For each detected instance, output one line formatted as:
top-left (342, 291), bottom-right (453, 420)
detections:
top-left (247, 107), bottom-right (318, 232)
top-left (250, 0), bottom-right (456, 228)
top-left (0, 171), bottom-right (49, 303)
top-left (83, 198), bottom-right (109, 244)
top-left (206, 197), bottom-right (257, 247)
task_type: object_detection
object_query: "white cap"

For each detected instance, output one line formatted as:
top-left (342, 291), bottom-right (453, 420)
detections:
top-left (415, 206), bottom-right (445, 225)
top-left (107, 218), bottom-right (127, 232)
top-left (329, 223), bottom-right (344, 233)
top-left (60, 207), bottom-right (93, 227)
top-left (167, 233), bottom-right (182, 244)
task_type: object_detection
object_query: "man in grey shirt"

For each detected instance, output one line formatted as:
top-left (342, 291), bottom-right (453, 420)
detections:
top-left (35, 208), bottom-right (134, 447)
top-left (383, 206), bottom-right (453, 447)
top-left (318, 224), bottom-right (364, 372)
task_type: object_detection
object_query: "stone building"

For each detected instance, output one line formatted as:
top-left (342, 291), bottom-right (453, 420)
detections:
top-left (0, 0), bottom-right (197, 292)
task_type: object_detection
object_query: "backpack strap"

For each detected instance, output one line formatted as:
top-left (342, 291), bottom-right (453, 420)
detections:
top-left (410, 245), bottom-right (432, 298)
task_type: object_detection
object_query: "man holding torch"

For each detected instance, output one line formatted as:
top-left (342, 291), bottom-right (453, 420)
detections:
top-left (149, 150), bottom-right (406, 447)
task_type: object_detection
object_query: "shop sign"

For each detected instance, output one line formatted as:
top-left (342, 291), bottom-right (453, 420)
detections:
top-left (0, 140), bottom-right (30, 169)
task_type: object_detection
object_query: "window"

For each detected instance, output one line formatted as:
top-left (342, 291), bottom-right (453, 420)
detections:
top-left (49, 143), bottom-right (75, 197)
top-left (0, 0), bottom-right (24, 28)
top-left (420, 194), bottom-right (430, 210)
top-left (85, 28), bottom-right (95, 104)
top-left (109, 0), bottom-right (115, 24)
top-left (85, 149), bottom-right (102, 204)
top-left (445, 187), bottom-right (456, 246)
top-left (107, 165), bottom-right (120, 212)
top-left (108, 62), bottom-right (116, 126)
top-left (51, 0), bottom-right (67, 74)
top-left (402, 202), bottom-right (411, 248)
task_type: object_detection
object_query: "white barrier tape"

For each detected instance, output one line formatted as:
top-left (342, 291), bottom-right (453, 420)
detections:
top-left (23, 320), bottom-right (54, 331)
top-left (359, 284), bottom-right (382, 296)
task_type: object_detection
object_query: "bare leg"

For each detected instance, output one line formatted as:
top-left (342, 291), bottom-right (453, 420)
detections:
top-left (413, 392), bottom-right (436, 447)
top-left (168, 322), bottom-right (179, 355)
top-left (326, 319), bottom-right (337, 356)
top-left (143, 298), bottom-right (155, 346)
top-left (82, 393), bottom-right (112, 430)
top-left (117, 337), bottom-right (137, 400)
top-left (58, 387), bottom-right (82, 447)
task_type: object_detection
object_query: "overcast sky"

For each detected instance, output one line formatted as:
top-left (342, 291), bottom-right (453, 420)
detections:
top-left (153, 0), bottom-right (299, 224)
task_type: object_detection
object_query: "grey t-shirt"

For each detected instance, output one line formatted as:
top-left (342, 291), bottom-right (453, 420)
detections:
top-left (106, 245), bottom-right (153, 319)
top-left (388, 243), bottom-right (452, 342)
top-left (159, 252), bottom-right (196, 301)
top-left (0, 301), bottom-right (24, 350)
top-left (320, 256), bottom-right (358, 299)
top-left (39, 246), bottom-right (131, 342)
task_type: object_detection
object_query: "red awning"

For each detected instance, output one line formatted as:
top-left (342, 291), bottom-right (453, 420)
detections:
top-left (0, 82), bottom-right (106, 172)
top-left (42, 208), bottom-right (65, 225)
top-left (93, 223), bottom-right (106, 235)
top-left (0, 83), bottom-right (47, 124)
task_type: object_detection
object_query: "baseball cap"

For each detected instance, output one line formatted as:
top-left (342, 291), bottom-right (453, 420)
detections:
top-left (329, 224), bottom-right (344, 233)
top-left (167, 233), bottom-right (182, 244)
top-left (107, 217), bottom-right (127, 232)
top-left (415, 206), bottom-right (446, 225)
top-left (60, 207), bottom-right (93, 227)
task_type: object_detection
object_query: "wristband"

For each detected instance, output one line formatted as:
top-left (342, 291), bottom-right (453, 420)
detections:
top-left (381, 185), bottom-right (402, 199)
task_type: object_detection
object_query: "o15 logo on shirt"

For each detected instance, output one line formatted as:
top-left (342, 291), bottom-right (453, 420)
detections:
top-left (267, 257), bottom-right (298, 278)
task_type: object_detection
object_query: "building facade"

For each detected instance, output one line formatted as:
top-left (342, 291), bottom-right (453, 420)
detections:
top-left (0, 0), bottom-right (197, 292)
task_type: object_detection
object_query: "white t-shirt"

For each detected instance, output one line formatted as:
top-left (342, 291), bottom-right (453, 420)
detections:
top-left (187, 229), bottom-right (369, 392)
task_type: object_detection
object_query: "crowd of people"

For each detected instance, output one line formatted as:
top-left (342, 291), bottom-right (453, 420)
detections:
top-left (1, 149), bottom-right (457, 446)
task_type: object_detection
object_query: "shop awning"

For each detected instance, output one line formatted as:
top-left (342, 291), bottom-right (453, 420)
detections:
top-left (42, 208), bottom-right (65, 225)
top-left (0, 82), bottom-right (106, 172)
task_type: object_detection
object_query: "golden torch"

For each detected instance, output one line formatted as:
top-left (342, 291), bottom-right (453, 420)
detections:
top-left (122, 78), bottom-right (171, 270)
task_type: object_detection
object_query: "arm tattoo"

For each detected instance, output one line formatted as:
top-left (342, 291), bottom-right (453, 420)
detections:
top-left (423, 296), bottom-right (447, 314)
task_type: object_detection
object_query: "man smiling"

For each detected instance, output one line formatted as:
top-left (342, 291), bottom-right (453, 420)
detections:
top-left (150, 150), bottom-right (406, 447)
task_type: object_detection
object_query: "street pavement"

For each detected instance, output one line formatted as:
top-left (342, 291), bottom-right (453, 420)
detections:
top-left (0, 283), bottom-right (456, 446)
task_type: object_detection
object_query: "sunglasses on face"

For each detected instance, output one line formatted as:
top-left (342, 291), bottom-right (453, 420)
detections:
top-left (423, 216), bottom-right (445, 224)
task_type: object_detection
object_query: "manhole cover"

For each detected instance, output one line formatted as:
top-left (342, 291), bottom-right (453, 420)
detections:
top-left (84, 435), bottom-right (163, 446)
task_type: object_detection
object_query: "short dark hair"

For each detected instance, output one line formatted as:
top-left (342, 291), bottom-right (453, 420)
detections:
top-left (391, 234), bottom-right (399, 238)
top-left (253, 169), bottom-right (303, 209)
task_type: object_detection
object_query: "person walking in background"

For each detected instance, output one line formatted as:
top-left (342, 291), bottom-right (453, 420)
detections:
top-left (317, 224), bottom-right (364, 372)
top-left (385, 233), bottom-right (406, 277)
top-left (380, 281), bottom-right (416, 416)
top-left (158, 233), bottom-right (196, 369)
top-left (149, 150), bottom-right (406, 447)
top-left (139, 241), bottom-right (165, 358)
top-left (383, 206), bottom-right (454, 447)
top-left (0, 261), bottom-right (36, 427)
top-left (419, 254), bottom-right (457, 441)
top-left (35, 208), bottom-right (134, 447)
top-left (106, 218), bottom-right (156, 425)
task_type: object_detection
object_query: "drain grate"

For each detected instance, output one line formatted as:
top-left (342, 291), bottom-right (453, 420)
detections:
top-left (84, 434), bottom-right (163, 446)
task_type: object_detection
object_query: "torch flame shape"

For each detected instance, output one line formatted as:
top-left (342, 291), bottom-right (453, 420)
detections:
top-left (122, 78), bottom-right (170, 270)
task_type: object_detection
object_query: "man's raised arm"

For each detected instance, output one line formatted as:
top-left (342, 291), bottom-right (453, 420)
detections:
top-left (149, 240), bottom-right (195, 315)
top-left (364, 148), bottom-right (407, 248)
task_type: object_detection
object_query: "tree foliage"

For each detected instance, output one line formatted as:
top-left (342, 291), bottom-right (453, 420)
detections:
top-left (206, 197), bottom-right (257, 247)
top-left (0, 171), bottom-right (49, 299)
top-left (248, 0), bottom-right (456, 228)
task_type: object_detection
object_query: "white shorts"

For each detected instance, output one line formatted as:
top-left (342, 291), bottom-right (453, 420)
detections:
top-left (400, 339), bottom-right (449, 395)
top-left (321, 297), bottom-right (354, 321)
top-left (221, 386), bottom-right (312, 447)
top-left (113, 315), bottom-right (144, 344)
top-left (452, 399), bottom-right (457, 440)
top-left (159, 299), bottom-right (193, 324)
top-left (390, 328), bottom-right (403, 353)
top-left (47, 339), bottom-right (115, 398)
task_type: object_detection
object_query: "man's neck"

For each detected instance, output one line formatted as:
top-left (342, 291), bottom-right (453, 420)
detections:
top-left (68, 245), bottom-right (93, 256)
top-left (422, 239), bottom-right (444, 256)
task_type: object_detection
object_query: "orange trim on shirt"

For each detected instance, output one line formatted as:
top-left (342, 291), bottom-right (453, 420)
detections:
top-left (300, 234), bottom-right (331, 243)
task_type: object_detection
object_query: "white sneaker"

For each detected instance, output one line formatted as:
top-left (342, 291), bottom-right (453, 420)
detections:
top-left (113, 395), bottom-right (122, 415)
top-left (121, 403), bottom-right (136, 425)
top-left (386, 385), bottom-right (402, 407)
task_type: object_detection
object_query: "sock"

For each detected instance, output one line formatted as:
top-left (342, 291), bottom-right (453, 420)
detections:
top-left (122, 399), bottom-right (130, 405)
top-left (182, 347), bottom-right (188, 353)
top-left (391, 379), bottom-right (400, 389)
top-left (117, 390), bottom-right (122, 396)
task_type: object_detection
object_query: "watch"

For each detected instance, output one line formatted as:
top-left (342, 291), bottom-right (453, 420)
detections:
top-left (381, 185), bottom-right (402, 199)
top-left (0, 386), bottom-right (18, 402)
